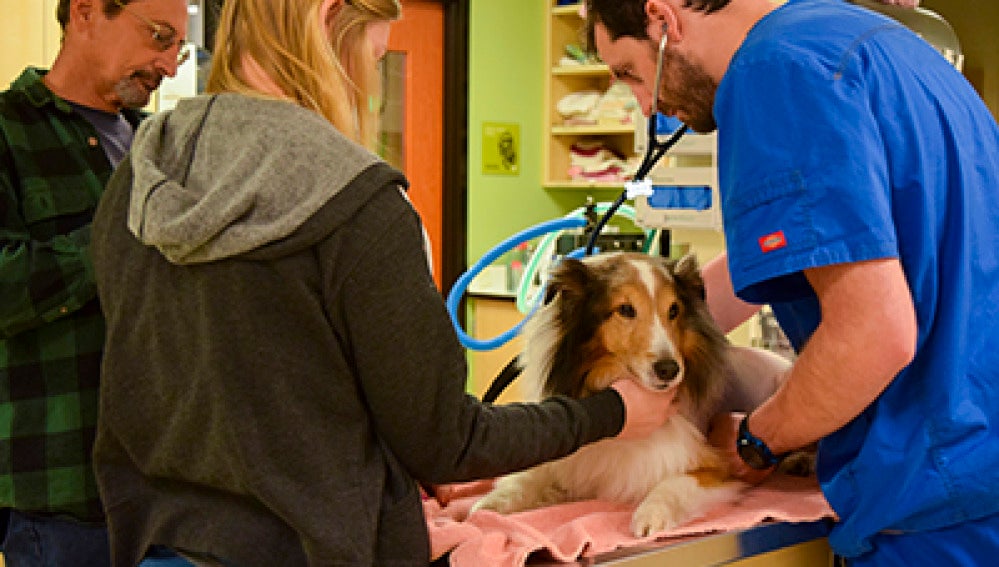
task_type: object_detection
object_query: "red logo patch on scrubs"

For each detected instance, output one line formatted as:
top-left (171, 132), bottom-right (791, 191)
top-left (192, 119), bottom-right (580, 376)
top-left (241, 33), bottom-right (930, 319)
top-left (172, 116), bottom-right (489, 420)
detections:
top-left (758, 230), bottom-right (787, 253)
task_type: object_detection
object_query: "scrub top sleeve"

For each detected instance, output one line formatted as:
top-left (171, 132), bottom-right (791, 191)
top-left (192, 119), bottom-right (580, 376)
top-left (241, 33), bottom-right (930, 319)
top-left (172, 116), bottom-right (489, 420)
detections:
top-left (716, 52), bottom-right (899, 304)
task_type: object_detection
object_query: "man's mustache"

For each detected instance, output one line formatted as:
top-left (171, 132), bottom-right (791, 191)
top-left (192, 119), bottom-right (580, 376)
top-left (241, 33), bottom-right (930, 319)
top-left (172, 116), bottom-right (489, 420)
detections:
top-left (131, 69), bottom-right (163, 89)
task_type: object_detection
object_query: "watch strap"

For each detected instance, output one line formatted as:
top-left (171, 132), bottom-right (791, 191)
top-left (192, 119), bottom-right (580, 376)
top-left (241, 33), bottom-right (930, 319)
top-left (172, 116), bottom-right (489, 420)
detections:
top-left (736, 414), bottom-right (785, 470)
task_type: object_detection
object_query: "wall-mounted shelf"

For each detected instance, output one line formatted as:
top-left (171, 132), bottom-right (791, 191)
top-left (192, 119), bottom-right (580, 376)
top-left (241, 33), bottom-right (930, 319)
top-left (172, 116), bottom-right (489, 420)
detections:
top-left (551, 4), bottom-right (581, 17)
top-left (551, 124), bottom-right (636, 135)
top-left (551, 64), bottom-right (611, 77)
top-left (542, 181), bottom-right (627, 191)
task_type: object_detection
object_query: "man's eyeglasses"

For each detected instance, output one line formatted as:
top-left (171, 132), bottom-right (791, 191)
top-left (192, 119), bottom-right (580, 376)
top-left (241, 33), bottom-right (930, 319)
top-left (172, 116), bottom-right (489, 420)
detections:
top-left (112, 0), bottom-right (191, 66)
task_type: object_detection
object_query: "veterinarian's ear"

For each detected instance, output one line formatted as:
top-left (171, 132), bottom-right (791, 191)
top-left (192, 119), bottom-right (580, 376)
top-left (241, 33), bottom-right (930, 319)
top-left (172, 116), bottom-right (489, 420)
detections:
top-left (673, 253), bottom-right (707, 301)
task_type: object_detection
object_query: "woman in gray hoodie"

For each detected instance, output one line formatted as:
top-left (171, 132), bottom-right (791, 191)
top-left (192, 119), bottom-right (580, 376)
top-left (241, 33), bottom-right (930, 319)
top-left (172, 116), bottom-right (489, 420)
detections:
top-left (90, 0), bottom-right (677, 565)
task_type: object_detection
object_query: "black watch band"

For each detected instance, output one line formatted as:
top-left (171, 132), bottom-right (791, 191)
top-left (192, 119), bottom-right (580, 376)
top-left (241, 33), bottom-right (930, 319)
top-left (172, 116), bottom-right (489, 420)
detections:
top-left (736, 414), bottom-right (785, 470)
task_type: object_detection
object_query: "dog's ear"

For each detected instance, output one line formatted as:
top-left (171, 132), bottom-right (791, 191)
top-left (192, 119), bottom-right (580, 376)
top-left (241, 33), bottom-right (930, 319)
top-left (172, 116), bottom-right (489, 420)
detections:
top-left (544, 257), bottom-right (590, 305)
top-left (543, 257), bottom-right (598, 399)
top-left (672, 253), bottom-right (707, 302)
top-left (675, 253), bottom-right (699, 273)
top-left (542, 285), bottom-right (559, 305)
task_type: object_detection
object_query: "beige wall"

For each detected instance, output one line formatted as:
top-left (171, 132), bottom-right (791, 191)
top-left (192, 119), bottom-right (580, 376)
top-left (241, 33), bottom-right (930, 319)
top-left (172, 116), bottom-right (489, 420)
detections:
top-left (1, 0), bottom-right (61, 87)
top-left (922, 0), bottom-right (999, 119)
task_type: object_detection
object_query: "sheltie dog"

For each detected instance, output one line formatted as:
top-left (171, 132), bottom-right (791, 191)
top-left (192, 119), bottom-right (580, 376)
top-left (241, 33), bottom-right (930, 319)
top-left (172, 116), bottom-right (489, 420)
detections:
top-left (472, 252), bottom-right (792, 537)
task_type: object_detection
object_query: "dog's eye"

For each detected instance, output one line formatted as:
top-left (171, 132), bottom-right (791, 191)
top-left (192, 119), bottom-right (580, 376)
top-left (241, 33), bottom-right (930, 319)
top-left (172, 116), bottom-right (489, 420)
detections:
top-left (616, 304), bottom-right (637, 319)
top-left (667, 302), bottom-right (680, 320)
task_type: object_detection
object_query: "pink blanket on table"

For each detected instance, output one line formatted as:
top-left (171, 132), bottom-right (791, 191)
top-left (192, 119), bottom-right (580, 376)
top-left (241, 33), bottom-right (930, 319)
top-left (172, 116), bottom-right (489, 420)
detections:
top-left (424, 474), bottom-right (834, 567)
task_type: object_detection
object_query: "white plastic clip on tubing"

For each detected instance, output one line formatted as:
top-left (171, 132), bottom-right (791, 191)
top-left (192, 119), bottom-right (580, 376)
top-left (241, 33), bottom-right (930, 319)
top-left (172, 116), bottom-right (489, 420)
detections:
top-left (625, 179), bottom-right (654, 199)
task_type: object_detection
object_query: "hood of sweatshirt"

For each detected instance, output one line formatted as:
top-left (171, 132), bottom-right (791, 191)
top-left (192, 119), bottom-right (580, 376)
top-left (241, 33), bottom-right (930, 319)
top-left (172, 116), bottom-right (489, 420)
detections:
top-left (126, 93), bottom-right (382, 264)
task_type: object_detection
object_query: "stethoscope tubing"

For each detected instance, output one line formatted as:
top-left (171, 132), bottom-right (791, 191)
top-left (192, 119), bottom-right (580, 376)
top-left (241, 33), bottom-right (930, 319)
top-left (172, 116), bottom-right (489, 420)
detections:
top-left (583, 31), bottom-right (687, 256)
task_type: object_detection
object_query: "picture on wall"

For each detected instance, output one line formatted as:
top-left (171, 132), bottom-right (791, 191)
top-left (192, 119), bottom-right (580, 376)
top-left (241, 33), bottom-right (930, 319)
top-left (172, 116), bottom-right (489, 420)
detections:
top-left (482, 122), bottom-right (520, 175)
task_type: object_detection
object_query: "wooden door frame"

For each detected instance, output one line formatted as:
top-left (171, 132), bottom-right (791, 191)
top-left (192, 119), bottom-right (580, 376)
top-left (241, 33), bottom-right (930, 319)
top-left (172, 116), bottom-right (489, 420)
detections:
top-left (440, 0), bottom-right (468, 296)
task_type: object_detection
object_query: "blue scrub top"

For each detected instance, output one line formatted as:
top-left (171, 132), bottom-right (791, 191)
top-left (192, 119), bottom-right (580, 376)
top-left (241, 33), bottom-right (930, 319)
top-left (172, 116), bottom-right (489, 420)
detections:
top-left (715, 0), bottom-right (999, 558)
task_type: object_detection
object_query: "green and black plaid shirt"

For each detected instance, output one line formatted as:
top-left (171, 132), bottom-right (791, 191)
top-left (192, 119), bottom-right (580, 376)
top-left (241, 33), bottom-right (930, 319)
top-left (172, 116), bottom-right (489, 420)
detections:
top-left (0, 68), bottom-right (142, 521)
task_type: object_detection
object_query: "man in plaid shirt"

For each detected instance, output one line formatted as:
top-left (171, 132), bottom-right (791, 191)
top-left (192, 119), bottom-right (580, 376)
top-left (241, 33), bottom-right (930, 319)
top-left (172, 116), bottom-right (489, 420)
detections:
top-left (1, 0), bottom-right (188, 564)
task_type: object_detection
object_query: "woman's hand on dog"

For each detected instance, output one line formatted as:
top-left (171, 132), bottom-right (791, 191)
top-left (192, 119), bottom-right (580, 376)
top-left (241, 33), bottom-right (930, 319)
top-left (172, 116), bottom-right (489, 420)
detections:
top-left (423, 480), bottom-right (495, 507)
top-left (708, 412), bottom-right (775, 485)
top-left (611, 379), bottom-right (679, 440)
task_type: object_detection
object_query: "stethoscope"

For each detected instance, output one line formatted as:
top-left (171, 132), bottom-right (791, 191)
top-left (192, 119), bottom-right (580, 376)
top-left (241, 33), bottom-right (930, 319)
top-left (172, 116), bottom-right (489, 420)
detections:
top-left (584, 24), bottom-right (689, 256)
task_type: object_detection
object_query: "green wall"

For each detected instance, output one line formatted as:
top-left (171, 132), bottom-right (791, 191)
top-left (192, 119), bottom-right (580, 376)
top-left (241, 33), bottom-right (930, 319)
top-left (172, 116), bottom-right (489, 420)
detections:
top-left (467, 0), bottom-right (545, 262)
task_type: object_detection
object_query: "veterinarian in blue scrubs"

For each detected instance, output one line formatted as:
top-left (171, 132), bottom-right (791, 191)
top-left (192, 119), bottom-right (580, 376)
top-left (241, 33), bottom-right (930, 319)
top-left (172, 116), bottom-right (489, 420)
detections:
top-left (585, 0), bottom-right (999, 564)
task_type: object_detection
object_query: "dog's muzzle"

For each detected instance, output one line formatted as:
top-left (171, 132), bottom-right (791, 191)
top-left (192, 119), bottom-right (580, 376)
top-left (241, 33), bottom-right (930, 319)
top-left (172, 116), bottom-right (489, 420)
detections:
top-left (653, 358), bottom-right (681, 387)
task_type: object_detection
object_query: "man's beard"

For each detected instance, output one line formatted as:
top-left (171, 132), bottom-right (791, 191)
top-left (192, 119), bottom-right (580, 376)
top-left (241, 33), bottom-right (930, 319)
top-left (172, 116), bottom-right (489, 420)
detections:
top-left (658, 49), bottom-right (718, 133)
top-left (113, 70), bottom-right (162, 110)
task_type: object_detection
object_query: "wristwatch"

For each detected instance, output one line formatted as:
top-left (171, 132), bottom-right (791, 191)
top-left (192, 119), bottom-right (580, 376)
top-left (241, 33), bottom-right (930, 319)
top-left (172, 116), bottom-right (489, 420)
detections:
top-left (736, 414), bottom-right (785, 470)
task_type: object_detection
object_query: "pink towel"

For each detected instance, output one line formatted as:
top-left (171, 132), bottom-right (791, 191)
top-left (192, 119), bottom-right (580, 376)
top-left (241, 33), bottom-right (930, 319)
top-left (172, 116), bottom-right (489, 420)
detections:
top-left (424, 474), bottom-right (834, 567)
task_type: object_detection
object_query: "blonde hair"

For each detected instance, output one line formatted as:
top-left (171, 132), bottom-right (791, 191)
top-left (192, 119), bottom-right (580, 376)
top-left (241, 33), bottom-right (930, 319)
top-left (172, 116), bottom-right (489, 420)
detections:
top-left (207, 0), bottom-right (401, 149)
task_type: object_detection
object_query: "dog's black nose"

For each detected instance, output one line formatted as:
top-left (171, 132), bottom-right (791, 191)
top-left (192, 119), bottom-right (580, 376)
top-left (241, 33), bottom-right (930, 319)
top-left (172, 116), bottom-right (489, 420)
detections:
top-left (653, 359), bottom-right (680, 383)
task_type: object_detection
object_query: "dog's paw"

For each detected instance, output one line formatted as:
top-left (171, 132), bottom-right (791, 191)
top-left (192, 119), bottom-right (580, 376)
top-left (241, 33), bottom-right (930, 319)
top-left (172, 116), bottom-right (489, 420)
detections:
top-left (470, 488), bottom-right (523, 515)
top-left (631, 499), bottom-right (686, 537)
top-left (471, 471), bottom-right (569, 515)
top-left (630, 475), bottom-right (745, 538)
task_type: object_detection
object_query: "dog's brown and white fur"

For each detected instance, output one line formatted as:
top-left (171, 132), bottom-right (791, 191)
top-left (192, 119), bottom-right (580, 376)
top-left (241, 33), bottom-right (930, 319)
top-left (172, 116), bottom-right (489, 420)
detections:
top-left (472, 252), bottom-right (791, 537)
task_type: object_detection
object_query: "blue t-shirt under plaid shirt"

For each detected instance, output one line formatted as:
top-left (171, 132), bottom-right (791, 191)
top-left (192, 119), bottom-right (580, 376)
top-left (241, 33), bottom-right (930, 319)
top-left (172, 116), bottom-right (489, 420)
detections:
top-left (0, 67), bottom-right (142, 521)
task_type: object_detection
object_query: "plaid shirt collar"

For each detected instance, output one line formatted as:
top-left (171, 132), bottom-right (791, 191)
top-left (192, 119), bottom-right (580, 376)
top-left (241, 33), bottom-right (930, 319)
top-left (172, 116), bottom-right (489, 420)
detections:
top-left (12, 67), bottom-right (146, 126)
top-left (12, 67), bottom-right (74, 114)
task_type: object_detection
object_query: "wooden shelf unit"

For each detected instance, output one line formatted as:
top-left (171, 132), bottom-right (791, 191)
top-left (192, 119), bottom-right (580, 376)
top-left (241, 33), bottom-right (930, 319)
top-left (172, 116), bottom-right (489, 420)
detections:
top-left (544, 1), bottom-right (637, 189)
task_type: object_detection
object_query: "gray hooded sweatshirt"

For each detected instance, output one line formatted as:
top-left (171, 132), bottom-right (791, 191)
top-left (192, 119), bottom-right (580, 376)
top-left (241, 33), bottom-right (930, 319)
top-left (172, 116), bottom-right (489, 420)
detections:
top-left (91, 93), bottom-right (626, 566)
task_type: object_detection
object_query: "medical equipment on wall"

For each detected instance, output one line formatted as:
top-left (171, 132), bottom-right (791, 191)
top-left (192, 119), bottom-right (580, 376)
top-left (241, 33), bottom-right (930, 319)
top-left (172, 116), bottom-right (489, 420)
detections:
top-left (631, 115), bottom-right (721, 231)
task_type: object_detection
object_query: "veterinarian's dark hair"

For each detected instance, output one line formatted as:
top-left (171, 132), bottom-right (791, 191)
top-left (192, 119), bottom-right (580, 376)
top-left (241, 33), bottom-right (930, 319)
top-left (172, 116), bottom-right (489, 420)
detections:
top-left (584, 0), bottom-right (733, 51)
